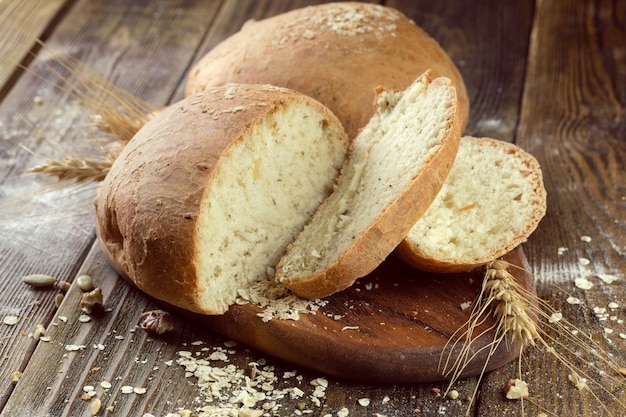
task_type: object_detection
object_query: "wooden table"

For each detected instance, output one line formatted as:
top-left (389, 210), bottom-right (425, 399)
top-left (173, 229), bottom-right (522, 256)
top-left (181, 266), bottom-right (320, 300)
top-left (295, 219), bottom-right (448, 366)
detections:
top-left (0, 1), bottom-right (624, 416)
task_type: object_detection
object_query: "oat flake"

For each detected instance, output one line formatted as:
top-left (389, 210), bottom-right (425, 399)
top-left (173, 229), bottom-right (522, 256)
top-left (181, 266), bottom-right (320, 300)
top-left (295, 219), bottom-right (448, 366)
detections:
top-left (597, 274), bottom-right (619, 284)
top-left (574, 278), bottom-right (593, 290)
top-left (3, 316), bottom-right (19, 325)
top-left (120, 386), bottom-right (134, 394)
top-left (549, 312), bottom-right (563, 323)
top-left (566, 296), bottom-right (581, 305)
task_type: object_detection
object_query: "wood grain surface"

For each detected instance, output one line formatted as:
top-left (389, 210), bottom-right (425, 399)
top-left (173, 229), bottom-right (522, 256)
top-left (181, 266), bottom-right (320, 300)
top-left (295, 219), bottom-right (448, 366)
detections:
top-left (0, 1), bottom-right (624, 416)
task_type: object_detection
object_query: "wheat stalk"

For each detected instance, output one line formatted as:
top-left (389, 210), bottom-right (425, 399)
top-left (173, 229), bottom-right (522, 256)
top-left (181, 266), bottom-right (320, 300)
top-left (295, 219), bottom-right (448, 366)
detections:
top-left (441, 260), bottom-right (626, 417)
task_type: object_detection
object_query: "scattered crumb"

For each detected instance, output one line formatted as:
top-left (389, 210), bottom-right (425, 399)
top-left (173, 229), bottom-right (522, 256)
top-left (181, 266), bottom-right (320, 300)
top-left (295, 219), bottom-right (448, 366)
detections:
top-left (580, 235), bottom-right (592, 242)
top-left (357, 398), bottom-right (370, 406)
top-left (578, 257), bottom-right (590, 266)
top-left (568, 373), bottom-right (588, 391)
top-left (460, 301), bottom-right (472, 311)
top-left (337, 408), bottom-right (349, 417)
top-left (609, 302), bottom-right (619, 309)
top-left (9, 371), bottom-right (21, 384)
top-left (139, 310), bottom-right (175, 335)
top-left (557, 247), bottom-right (568, 255)
top-left (504, 379), bottom-right (529, 400)
top-left (3, 316), bottom-right (19, 326)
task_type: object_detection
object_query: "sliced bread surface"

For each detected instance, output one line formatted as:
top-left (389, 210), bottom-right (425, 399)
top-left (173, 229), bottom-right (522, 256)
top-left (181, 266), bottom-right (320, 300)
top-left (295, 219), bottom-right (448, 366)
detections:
top-left (275, 71), bottom-right (461, 299)
top-left (184, 2), bottom-right (469, 138)
top-left (95, 84), bottom-right (349, 314)
top-left (396, 136), bottom-right (547, 273)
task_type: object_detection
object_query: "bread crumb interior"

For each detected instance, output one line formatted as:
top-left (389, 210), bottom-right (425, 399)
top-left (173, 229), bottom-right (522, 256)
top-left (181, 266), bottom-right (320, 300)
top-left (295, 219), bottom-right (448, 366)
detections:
top-left (195, 103), bottom-right (346, 312)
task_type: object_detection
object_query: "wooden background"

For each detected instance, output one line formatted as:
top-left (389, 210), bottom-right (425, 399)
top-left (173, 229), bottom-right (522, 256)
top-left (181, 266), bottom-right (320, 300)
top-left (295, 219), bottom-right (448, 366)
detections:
top-left (0, 0), bottom-right (624, 416)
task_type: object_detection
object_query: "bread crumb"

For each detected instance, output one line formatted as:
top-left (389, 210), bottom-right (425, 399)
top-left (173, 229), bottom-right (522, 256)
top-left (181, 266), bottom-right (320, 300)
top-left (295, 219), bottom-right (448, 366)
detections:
top-left (504, 378), bottom-right (529, 400)
top-left (580, 235), bottom-right (592, 242)
top-left (9, 371), bottom-right (21, 384)
top-left (557, 247), bottom-right (568, 255)
top-left (579, 257), bottom-right (590, 266)
top-left (568, 373), bottom-right (588, 391)
top-left (3, 316), bottom-right (18, 325)
top-left (358, 398), bottom-right (370, 406)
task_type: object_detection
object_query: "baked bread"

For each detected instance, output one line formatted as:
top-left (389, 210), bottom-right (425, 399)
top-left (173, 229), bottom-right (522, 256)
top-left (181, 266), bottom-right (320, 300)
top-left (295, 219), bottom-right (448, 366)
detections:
top-left (95, 84), bottom-right (349, 314)
top-left (275, 71), bottom-right (461, 299)
top-left (396, 136), bottom-right (547, 273)
top-left (184, 2), bottom-right (469, 139)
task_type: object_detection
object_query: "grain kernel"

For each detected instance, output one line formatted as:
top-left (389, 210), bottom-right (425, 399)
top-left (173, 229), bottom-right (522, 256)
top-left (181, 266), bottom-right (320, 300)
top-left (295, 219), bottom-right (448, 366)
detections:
top-left (54, 293), bottom-right (64, 307)
top-left (76, 275), bottom-right (94, 291)
top-left (57, 281), bottom-right (71, 292)
top-left (22, 274), bottom-right (57, 287)
top-left (446, 389), bottom-right (459, 400)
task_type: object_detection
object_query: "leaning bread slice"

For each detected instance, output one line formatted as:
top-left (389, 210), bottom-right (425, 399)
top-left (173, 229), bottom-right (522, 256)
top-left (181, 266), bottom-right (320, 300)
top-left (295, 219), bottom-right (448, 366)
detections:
top-left (396, 136), bottom-right (547, 273)
top-left (95, 84), bottom-right (349, 314)
top-left (275, 71), bottom-right (461, 299)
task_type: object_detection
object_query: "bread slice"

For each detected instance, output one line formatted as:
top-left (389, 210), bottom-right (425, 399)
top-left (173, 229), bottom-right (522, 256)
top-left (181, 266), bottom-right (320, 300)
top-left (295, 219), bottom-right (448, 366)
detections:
top-left (184, 2), bottom-right (469, 139)
top-left (396, 136), bottom-right (547, 273)
top-left (274, 71), bottom-right (461, 299)
top-left (95, 84), bottom-right (349, 314)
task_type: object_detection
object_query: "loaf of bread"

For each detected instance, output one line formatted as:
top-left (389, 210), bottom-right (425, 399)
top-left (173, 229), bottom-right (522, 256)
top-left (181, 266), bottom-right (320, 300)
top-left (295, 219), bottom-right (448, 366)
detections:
top-left (95, 84), bottom-right (349, 314)
top-left (396, 136), bottom-right (547, 273)
top-left (275, 71), bottom-right (461, 299)
top-left (184, 2), bottom-right (469, 139)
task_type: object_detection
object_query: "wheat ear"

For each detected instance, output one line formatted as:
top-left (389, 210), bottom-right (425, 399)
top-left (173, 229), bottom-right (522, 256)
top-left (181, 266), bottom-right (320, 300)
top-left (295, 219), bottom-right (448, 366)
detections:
top-left (31, 155), bottom-right (113, 183)
top-left (441, 260), bottom-right (626, 417)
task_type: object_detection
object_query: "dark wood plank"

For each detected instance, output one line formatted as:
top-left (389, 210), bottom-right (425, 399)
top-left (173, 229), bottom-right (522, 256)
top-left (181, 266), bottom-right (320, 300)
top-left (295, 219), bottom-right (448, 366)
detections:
top-left (479, 0), bottom-right (626, 415)
top-left (0, 0), bottom-right (224, 411)
top-left (0, 0), bottom-right (71, 96)
top-left (387, 0), bottom-right (536, 141)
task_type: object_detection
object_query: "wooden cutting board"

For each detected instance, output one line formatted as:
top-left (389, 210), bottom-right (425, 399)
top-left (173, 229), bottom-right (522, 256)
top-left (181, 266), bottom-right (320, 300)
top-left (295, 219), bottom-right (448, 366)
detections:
top-left (184, 247), bottom-right (535, 384)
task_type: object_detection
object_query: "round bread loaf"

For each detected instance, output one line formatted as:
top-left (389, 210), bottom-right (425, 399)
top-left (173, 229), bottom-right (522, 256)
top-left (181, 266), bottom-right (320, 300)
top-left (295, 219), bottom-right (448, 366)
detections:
top-left (184, 2), bottom-right (469, 139)
top-left (95, 84), bottom-right (349, 314)
top-left (396, 136), bottom-right (547, 273)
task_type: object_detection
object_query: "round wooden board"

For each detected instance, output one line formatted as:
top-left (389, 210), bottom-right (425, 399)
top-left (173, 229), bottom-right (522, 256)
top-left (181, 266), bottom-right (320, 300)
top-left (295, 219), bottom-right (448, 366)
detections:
top-left (196, 246), bottom-right (534, 384)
